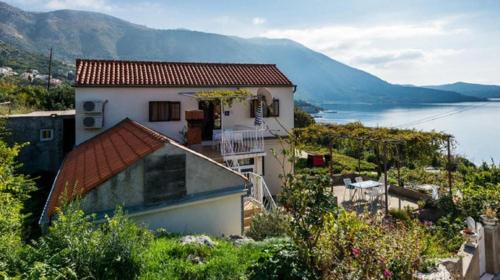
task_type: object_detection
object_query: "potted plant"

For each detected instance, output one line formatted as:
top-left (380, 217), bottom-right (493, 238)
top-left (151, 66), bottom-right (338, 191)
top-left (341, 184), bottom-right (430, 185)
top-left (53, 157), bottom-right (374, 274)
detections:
top-left (460, 228), bottom-right (478, 247)
top-left (480, 207), bottom-right (498, 226)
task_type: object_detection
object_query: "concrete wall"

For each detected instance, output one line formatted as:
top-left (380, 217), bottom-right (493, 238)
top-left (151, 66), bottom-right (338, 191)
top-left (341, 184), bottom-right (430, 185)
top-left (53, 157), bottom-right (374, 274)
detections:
top-left (75, 86), bottom-right (294, 145)
top-left (263, 138), bottom-right (292, 195)
top-left (131, 194), bottom-right (243, 236)
top-left (4, 115), bottom-right (71, 175)
top-left (80, 141), bottom-right (246, 235)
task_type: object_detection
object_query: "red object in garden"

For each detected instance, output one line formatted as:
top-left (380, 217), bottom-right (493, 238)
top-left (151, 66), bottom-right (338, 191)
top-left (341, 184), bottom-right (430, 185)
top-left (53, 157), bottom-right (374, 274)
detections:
top-left (312, 155), bottom-right (325, 167)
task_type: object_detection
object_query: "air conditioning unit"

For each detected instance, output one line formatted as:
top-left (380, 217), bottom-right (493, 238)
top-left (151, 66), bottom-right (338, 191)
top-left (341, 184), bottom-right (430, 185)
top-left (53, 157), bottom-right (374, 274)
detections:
top-left (82, 100), bottom-right (103, 113)
top-left (82, 116), bottom-right (103, 129)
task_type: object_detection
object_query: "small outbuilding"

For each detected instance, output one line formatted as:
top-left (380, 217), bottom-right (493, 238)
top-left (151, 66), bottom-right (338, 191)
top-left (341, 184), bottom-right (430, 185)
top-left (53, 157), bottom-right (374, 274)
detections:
top-left (39, 118), bottom-right (248, 236)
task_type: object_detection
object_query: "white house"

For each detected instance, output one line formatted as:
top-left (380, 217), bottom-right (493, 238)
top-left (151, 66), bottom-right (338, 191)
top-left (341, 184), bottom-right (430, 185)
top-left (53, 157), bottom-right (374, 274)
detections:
top-left (39, 119), bottom-right (249, 235)
top-left (40, 59), bottom-right (295, 235)
top-left (73, 59), bottom-right (295, 195)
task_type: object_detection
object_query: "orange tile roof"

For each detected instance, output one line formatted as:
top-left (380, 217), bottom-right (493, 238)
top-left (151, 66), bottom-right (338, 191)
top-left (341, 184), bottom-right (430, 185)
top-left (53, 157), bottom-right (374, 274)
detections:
top-left (47, 118), bottom-right (169, 216)
top-left (75, 59), bottom-right (294, 87)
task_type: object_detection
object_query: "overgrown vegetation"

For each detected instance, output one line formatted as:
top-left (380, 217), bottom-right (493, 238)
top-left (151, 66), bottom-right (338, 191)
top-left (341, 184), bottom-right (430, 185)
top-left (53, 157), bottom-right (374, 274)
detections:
top-left (0, 76), bottom-right (74, 114)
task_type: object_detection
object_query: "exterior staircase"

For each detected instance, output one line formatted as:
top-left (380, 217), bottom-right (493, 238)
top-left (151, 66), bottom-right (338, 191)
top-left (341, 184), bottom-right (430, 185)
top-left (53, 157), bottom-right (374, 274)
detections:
top-left (242, 172), bottom-right (277, 232)
top-left (243, 199), bottom-right (262, 231)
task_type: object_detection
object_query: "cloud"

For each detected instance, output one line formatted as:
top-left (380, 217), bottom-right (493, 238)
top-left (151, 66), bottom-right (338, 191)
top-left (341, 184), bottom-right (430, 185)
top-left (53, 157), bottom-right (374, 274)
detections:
top-left (261, 20), bottom-right (466, 52)
top-left (261, 19), bottom-right (466, 73)
top-left (252, 17), bottom-right (266, 25)
top-left (353, 49), bottom-right (425, 66)
top-left (45, 0), bottom-right (111, 11)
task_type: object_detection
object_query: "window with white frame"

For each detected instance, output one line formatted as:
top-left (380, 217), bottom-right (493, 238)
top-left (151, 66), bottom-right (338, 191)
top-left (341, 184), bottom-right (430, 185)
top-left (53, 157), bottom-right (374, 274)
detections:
top-left (40, 129), bottom-right (54, 141)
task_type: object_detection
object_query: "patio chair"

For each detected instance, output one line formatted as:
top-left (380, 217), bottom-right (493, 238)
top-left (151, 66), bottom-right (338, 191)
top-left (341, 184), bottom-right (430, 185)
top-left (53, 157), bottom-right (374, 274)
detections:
top-left (355, 176), bottom-right (367, 200)
top-left (343, 178), bottom-right (353, 202)
top-left (367, 185), bottom-right (385, 210)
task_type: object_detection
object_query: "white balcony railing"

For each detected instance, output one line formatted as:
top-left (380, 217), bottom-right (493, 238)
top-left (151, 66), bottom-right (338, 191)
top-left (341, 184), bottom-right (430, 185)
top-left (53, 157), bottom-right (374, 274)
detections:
top-left (246, 172), bottom-right (277, 212)
top-left (220, 128), bottom-right (265, 156)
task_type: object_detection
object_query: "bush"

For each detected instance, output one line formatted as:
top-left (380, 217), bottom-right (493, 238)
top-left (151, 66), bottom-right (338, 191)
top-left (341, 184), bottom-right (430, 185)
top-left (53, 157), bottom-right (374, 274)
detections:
top-left (317, 210), bottom-right (424, 279)
top-left (0, 140), bottom-right (35, 276)
top-left (140, 236), bottom-right (267, 280)
top-left (246, 210), bottom-right (290, 241)
top-left (22, 203), bottom-right (153, 279)
top-left (389, 208), bottom-right (412, 223)
top-left (247, 239), bottom-right (318, 280)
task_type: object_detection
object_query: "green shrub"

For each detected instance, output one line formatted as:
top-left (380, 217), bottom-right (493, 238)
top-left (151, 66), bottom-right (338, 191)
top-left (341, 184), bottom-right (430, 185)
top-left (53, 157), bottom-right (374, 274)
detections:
top-left (317, 210), bottom-right (423, 279)
top-left (247, 239), bottom-right (318, 280)
top-left (0, 140), bottom-right (35, 277)
top-left (22, 203), bottom-right (153, 279)
top-left (246, 210), bottom-right (290, 241)
top-left (389, 208), bottom-right (412, 222)
top-left (140, 236), bottom-right (266, 280)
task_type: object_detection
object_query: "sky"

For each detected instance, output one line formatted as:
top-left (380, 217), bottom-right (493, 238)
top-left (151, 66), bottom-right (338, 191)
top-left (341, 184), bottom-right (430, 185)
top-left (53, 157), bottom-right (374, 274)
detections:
top-left (5, 0), bottom-right (500, 85)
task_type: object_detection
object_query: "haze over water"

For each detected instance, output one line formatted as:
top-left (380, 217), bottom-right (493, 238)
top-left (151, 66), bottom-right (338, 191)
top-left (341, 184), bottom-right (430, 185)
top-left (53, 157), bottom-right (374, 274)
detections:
top-left (316, 100), bottom-right (500, 165)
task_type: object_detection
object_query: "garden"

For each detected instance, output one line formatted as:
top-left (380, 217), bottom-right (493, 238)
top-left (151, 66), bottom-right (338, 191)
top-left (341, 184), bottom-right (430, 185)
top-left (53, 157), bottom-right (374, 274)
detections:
top-left (0, 122), bottom-right (499, 279)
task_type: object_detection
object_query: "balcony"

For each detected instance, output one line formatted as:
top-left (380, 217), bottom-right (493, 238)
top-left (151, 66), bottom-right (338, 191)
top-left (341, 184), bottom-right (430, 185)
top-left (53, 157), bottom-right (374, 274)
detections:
top-left (219, 128), bottom-right (265, 157)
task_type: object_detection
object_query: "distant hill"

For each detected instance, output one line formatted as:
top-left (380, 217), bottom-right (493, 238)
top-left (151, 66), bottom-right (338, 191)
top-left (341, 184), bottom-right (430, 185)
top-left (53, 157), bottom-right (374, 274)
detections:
top-left (0, 42), bottom-right (73, 79)
top-left (424, 82), bottom-right (500, 99)
top-left (0, 1), bottom-right (482, 104)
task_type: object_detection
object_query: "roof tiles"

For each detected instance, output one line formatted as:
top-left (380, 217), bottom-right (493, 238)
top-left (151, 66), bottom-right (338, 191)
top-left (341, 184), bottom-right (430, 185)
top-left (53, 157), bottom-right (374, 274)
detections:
top-left (75, 59), bottom-right (294, 87)
top-left (47, 119), bottom-right (168, 216)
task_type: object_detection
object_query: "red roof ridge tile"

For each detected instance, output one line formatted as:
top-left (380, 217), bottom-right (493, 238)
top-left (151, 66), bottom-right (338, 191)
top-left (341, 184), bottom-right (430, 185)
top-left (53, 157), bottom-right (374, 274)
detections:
top-left (76, 58), bottom-right (279, 67)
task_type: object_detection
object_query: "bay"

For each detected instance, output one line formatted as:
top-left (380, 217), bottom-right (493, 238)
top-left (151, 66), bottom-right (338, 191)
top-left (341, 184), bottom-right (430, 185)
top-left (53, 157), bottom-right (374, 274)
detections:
top-left (315, 100), bottom-right (500, 164)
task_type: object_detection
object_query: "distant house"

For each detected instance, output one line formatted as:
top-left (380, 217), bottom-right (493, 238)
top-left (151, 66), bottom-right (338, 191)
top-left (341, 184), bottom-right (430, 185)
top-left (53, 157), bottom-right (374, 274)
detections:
top-left (40, 59), bottom-right (295, 235)
top-left (40, 119), bottom-right (248, 235)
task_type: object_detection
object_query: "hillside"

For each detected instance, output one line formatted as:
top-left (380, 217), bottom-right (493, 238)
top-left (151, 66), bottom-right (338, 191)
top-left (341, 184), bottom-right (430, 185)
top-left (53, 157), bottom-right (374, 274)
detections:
top-left (424, 82), bottom-right (500, 99)
top-left (0, 42), bottom-right (73, 79)
top-left (0, 1), bottom-right (482, 104)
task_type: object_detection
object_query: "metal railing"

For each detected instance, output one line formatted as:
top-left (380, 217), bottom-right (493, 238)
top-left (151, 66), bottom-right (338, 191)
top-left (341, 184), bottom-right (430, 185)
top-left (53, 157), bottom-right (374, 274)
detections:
top-left (220, 129), bottom-right (265, 156)
top-left (246, 172), bottom-right (277, 212)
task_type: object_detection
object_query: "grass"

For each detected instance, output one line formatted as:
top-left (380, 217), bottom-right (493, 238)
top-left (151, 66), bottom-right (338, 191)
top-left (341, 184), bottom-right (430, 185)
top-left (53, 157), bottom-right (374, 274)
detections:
top-left (139, 236), bottom-right (271, 280)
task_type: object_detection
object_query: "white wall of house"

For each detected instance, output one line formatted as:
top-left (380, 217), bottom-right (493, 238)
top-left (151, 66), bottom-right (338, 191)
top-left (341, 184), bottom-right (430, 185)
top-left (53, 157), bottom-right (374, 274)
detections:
top-left (263, 138), bottom-right (292, 195)
top-left (75, 86), bottom-right (294, 145)
top-left (79, 141), bottom-right (247, 236)
top-left (130, 194), bottom-right (243, 236)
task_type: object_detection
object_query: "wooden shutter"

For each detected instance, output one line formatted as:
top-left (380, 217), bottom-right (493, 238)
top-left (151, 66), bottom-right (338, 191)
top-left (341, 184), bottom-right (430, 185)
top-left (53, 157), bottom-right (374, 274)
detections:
top-left (149, 101), bottom-right (180, 121)
top-left (170, 102), bottom-right (181, 121)
top-left (250, 99), bottom-right (257, 118)
top-left (271, 99), bottom-right (280, 117)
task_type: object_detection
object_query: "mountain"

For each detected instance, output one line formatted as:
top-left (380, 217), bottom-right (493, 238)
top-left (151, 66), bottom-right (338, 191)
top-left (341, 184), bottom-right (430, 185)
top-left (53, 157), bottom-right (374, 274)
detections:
top-left (0, 41), bottom-right (73, 79)
top-left (424, 82), bottom-right (500, 99)
top-left (0, 1), bottom-right (481, 104)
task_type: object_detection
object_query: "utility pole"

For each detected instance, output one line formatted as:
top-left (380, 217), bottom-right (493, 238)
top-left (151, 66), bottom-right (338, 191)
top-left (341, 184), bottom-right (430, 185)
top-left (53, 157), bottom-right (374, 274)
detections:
top-left (47, 48), bottom-right (53, 92)
top-left (447, 135), bottom-right (453, 196)
top-left (328, 140), bottom-right (334, 194)
top-left (382, 142), bottom-right (389, 214)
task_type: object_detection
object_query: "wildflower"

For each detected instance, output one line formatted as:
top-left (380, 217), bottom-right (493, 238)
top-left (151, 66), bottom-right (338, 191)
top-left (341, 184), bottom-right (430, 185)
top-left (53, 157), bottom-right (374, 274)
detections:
top-left (423, 220), bottom-right (433, 227)
top-left (383, 269), bottom-right (393, 278)
top-left (351, 247), bottom-right (361, 257)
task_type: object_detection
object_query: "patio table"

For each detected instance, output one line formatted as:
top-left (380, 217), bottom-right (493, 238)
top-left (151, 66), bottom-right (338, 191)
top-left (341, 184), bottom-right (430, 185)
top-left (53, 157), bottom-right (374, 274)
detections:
top-left (348, 180), bottom-right (382, 202)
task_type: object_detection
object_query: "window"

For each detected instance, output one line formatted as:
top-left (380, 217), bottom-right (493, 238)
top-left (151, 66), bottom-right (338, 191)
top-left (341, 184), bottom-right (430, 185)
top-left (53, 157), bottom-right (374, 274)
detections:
top-left (250, 99), bottom-right (280, 118)
top-left (40, 129), bottom-right (54, 141)
top-left (149, 101), bottom-right (181, 122)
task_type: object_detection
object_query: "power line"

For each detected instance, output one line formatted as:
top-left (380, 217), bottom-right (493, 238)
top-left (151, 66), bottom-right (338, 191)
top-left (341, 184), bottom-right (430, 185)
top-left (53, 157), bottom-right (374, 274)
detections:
top-left (394, 102), bottom-right (488, 128)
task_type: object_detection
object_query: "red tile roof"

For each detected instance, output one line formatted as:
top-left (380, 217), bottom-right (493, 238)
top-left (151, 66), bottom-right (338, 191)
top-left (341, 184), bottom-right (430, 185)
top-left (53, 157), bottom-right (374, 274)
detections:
top-left (47, 118), bottom-right (169, 216)
top-left (75, 59), bottom-right (294, 87)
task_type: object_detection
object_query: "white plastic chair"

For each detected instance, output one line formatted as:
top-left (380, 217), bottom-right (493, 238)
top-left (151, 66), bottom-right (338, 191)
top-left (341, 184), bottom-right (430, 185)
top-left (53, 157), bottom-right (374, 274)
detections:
top-left (355, 176), bottom-right (363, 183)
top-left (343, 178), bottom-right (353, 202)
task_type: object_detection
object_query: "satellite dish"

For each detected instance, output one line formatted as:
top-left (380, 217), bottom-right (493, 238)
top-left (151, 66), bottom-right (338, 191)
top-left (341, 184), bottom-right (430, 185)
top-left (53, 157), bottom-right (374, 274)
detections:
top-left (257, 87), bottom-right (273, 105)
